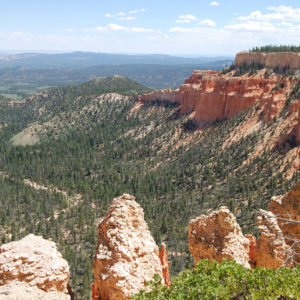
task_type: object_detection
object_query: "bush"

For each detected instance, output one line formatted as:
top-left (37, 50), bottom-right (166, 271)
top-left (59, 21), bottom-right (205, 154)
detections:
top-left (133, 260), bottom-right (300, 299)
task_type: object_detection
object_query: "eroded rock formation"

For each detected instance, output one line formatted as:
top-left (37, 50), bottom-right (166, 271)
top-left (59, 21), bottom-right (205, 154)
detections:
top-left (235, 52), bottom-right (300, 71)
top-left (138, 69), bottom-right (295, 126)
top-left (188, 181), bottom-right (299, 270)
top-left (93, 194), bottom-right (164, 300)
top-left (256, 210), bottom-right (291, 269)
top-left (0, 234), bottom-right (71, 300)
top-left (267, 181), bottom-right (300, 265)
top-left (188, 207), bottom-right (250, 268)
top-left (159, 243), bottom-right (170, 288)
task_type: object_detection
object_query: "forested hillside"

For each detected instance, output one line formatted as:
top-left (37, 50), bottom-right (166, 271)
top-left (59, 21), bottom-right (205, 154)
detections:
top-left (0, 75), bottom-right (299, 299)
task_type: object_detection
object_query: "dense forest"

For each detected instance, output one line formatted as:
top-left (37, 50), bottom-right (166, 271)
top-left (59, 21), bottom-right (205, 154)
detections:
top-left (249, 45), bottom-right (300, 52)
top-left (0, 75), bottom-right (299, 299)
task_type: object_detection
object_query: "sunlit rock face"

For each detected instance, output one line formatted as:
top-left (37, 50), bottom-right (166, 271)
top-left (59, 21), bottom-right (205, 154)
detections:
top-left (92, 194), bottom-right (164, 300)
top-left (188, 207), bottom-right (250, 268)
top-left (0, 234), bottom-right (71, 300)
top-left (139, 69), bottom-right (294, 126)
top-left (235, 52), bottom-right (300, 71)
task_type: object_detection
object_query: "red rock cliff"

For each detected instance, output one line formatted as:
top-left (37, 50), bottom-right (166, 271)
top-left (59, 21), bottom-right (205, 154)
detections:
top-left (139, 69), bottom-right (294, 126)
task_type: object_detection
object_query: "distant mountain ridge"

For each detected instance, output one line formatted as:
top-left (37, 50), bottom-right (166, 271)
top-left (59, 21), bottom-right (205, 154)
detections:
top-left (0, 51), bottom-right (233, 68)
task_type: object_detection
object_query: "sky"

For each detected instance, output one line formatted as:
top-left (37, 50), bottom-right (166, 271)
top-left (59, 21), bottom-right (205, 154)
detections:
top-left (0, 0), bottom-right (299, 56)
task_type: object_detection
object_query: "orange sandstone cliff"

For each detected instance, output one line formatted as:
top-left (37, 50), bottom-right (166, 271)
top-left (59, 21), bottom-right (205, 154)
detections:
top-left (138, 69), bottom-right (296, 126)
top-left (235, 52), bottom-right (300, 71)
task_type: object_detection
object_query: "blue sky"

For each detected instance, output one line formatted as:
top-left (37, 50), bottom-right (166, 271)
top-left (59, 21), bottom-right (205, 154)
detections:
top-left (0, 0), bottom-right (299, 55)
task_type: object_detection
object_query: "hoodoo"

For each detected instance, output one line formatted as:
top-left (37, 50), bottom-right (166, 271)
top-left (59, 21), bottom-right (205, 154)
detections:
top-left (188, 207), bottom-right (250, 268)
top-left (92, 194), bottom-right (164, 300)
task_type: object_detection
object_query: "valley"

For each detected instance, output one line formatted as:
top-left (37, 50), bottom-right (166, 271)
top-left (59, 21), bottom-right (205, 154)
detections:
top-left (0, 50), bottom-right (299, 299)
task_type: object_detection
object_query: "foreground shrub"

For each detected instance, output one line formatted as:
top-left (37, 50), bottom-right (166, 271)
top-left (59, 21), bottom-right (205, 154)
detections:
top-left (133, 259), bottom-right (300, 299)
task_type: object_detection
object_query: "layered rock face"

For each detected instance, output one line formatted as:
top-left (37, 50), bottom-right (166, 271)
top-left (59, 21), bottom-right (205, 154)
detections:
top-left (188, 207), bottom-right (250, 268)
top-left (235, 52), bottom-right (300, 71)
top-left (93, 194), bottom-right (164, 300)
top-left (139, 70), bottom-right (292, 126)
top-left (0, 234), bottom-right (71, 300)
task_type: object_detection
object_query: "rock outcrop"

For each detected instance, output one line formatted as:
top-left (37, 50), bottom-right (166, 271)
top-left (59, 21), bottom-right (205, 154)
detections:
top-left (139, 69), bottom-right (294, 126)
top-left (139, 87), bottom-right (180, 104)
top-left (245, 234), bottom-right (257, 267)
top-left (188, 207), bottom-right (250, 268)
top-left (159, 243), bottom-right (170, 288)
top-left (267, 181), bottom-right (300, 265)
top-left (0, 234), bottom-right (71, 300)
top-left (93, 194), bottom-right (164, 300)
top-left (188, 180), bottom-right (300, 269)
top-left (235, 52), bottom-right (300, 71)
top-left (256, 210), bottom-right (291, 269)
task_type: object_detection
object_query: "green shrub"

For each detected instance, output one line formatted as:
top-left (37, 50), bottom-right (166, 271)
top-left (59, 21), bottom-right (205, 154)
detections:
top-left (133, 260), bottom-right (300, 299)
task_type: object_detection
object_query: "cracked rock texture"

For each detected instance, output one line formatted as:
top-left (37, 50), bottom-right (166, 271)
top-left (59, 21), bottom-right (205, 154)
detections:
top-left (188, 207), bottom-right (250, 268)
top-left (0, 234), bottom-right (70, 300)
top-left (93, 194), bottom-right (164, 300)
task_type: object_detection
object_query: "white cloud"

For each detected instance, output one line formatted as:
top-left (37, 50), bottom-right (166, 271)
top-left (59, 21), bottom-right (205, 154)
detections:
top-left (210, 1), bottom-right (220, 6)
top-left (237, 6), bottom-right (300, 22)
top-left (226, 5), bottom-right (300, 33)
top-left (93, 24), bottom-right (155, 33)
top-left (175, 14), bottom-right (197, 23)
top-left (119, 16), bottom-right (137, 21)
top-left (116, 12), bottom-right (126, 17)
top-left (105, 8), bottom-right (146, 20)
top-left (170, 27), bottom-right (203, 33)
top-left (129, 10), bottom-right (139, 14)
top-left (277, 21), bottom-right (293, 27)
top-left (199, 19), bottom-right (216, 27)
top-left (225, 21), bottom-right (276, 32)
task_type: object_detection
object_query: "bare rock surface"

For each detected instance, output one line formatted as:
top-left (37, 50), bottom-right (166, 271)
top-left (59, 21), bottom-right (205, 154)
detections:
top-left (93, 194), bottom-right (163, 300)
top-left (188, 207), bottom-right (250, 268)
top-left (138, 69), bottom-right (294, 126)
top-left (0, 234), bottom-right (70, 299)
top-left (0, 282), bottom-right (70, 300)
top-left (267, 181), bottom-right (300, 265)
top-left (256, 210), bottom-right (291, 268)
top-left (159, 243), bottom-right (170, 288)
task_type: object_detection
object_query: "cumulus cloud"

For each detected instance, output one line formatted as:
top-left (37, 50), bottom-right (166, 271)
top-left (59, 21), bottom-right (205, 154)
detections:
top-left (237, 6), bottom-right (300, 22)
top-left (175, 14), bottom-right (197, 23)
top-left (210, 1), bottom-right (220, 6)
top-left (199, 19), bottom-right (216, 27)
top-left (105, 8), bottom-right (146, 21)
top-left (225, 5), bottom-right (300, 33)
